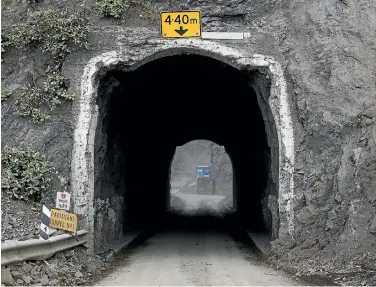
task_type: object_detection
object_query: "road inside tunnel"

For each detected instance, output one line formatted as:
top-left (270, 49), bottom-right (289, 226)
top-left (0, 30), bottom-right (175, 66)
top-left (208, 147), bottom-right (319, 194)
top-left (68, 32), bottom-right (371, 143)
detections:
top-left (94, 54), bottom-right (277, 251)
top-left (94, 230), bottom-right (301, 286)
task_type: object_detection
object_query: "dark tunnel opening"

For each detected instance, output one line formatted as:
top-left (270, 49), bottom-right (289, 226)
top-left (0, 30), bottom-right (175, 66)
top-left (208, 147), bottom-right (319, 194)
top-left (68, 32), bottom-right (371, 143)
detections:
top-left (94, 54), bottom-right (277, 251)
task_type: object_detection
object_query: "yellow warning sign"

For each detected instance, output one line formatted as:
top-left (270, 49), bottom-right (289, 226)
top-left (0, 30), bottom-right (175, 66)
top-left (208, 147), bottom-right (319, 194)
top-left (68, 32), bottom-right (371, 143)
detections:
top-left (160, 11), bottom-right (201, 39)
top-left (50, 209), bottom-right (77, 233)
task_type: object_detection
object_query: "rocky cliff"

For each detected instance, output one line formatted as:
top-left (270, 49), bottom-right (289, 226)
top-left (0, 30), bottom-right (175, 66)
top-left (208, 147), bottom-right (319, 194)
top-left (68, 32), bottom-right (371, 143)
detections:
top-left (2, 0), bottom-right (375, 284)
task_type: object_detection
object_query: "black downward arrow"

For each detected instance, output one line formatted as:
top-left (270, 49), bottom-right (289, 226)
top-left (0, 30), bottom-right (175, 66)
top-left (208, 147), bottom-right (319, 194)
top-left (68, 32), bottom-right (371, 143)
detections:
top-left (175, 26), bottom-right (188, 36)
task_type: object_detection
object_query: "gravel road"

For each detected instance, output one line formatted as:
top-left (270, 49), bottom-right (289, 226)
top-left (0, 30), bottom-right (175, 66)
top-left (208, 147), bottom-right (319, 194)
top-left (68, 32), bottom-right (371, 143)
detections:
top-left (95, 230), bottom-right (301, 286)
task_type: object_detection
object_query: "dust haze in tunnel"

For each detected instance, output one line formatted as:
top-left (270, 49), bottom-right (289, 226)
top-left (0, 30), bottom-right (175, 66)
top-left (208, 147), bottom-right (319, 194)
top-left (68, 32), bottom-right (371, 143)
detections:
top-left (94, 54), bottom-right (272, 240)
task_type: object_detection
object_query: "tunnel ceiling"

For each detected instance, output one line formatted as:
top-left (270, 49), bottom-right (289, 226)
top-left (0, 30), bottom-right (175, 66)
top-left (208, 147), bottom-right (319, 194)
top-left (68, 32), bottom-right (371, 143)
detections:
top-left (105, 55), bottom-right (266, 147)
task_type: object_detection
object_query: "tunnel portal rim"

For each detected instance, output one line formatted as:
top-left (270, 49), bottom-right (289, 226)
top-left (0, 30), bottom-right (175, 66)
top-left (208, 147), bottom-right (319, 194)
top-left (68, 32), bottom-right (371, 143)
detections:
top-left (71, 40), bottom-right (295, 252)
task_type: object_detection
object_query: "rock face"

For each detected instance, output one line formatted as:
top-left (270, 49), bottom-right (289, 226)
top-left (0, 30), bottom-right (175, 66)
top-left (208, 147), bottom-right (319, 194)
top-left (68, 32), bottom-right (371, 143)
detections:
top-left (1, 0), bottom-right (375, 280)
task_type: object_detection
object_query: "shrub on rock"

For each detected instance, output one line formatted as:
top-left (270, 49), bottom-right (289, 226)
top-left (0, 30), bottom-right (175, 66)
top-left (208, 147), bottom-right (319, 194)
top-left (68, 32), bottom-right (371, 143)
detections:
top-left (1, 147), bottom-right (53, 202)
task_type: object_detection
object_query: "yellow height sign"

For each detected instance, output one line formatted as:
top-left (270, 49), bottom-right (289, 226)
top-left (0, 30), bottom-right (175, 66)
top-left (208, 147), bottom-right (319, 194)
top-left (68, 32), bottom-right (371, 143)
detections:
top-left (160, 11), bottom-right (201, 39)
top-left (50, 209), bottom-right (77, 233)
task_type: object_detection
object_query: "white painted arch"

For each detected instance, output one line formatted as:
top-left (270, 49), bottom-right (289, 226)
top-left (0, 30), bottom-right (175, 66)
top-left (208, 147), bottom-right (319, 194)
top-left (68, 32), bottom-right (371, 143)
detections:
top-left (70, 39), bottom-right (295, 247)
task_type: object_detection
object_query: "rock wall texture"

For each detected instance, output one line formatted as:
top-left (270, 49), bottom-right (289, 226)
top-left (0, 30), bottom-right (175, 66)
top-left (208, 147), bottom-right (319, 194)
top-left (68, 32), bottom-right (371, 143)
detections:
top-left (2, 0), bottom-right (375, 272)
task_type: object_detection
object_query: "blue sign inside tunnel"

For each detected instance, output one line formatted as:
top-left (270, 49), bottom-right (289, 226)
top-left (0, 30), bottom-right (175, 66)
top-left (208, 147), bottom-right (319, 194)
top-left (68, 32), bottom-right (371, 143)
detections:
top-left (196, 166), bottom-right (211, 179)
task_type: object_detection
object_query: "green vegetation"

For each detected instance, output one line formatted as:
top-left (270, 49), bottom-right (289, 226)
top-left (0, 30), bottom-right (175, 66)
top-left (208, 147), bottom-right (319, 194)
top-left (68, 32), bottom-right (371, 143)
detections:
top-left (1, 36), bottom-right (10, 62)
top-left (1, 147), bottom-right (53, 203)
top-left (95, 0), bottom-right (128, 18)
top-left (4, 8), bottom-right (89, 122)
top-left (15, 71), bottom-right (74, 123)
top-left (1, 88), bottom-right (12, 102)
top-left (8, 24), bottom-right (34, 50)
top-left (9, 9), bottom-right (89, 60)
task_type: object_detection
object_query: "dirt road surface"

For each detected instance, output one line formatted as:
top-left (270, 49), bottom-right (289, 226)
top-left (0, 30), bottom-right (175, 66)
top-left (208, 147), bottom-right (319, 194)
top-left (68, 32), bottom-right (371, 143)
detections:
top-left (95, 231), bottom-right (302, 286)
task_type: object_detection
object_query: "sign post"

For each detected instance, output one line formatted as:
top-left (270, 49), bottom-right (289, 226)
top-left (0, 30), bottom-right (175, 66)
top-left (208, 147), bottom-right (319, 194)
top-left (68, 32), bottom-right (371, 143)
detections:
top-left (196, 166), bottom-right (214, 195)
top-left (160, 11), bottom-right (202, 39)
top-left (39, 205), bottom-right (50, 240)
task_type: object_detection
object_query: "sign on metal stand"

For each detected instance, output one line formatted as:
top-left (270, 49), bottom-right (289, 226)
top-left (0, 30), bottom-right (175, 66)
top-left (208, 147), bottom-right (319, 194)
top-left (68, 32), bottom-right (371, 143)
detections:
top-left (196, 166), bottom-right (214, 195)
top-left (160, 11), bottom-right (202, 39)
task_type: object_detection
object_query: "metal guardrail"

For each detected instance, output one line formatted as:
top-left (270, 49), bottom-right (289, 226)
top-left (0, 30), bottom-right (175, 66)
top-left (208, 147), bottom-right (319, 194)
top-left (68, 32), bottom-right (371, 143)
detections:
top-left (1, 230), bottom-right (88, 266)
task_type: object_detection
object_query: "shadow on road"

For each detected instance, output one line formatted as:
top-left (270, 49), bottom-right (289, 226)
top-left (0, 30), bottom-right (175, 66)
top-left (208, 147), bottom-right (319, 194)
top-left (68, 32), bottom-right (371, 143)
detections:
top-left (122, 210), bottom-right (265, 257)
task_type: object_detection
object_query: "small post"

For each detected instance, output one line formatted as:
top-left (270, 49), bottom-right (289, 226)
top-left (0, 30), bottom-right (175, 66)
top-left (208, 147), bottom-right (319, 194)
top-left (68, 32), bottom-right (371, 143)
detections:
top-left (39, 205), bottom-right (50, 240)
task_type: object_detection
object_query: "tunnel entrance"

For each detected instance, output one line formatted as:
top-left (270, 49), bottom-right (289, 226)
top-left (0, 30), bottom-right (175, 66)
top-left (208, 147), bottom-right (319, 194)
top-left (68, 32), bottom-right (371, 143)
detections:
top-left (90, 52), bottom-right (283, 253)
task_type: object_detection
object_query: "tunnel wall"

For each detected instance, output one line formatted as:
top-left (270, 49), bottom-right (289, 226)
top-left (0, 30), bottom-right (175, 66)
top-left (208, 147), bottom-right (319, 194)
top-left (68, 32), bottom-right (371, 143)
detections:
top-left (250, 72), bottom-right (281, 239)
top-left (65, 36), bottom-right (295, 252)
top-left (93, 76), bottom-right (127, 253)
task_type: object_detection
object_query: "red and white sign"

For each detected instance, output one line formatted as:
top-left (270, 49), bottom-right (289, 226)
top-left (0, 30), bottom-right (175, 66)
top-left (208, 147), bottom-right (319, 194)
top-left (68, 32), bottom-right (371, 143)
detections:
top-left (56, 192), bottom-right (71, 211)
